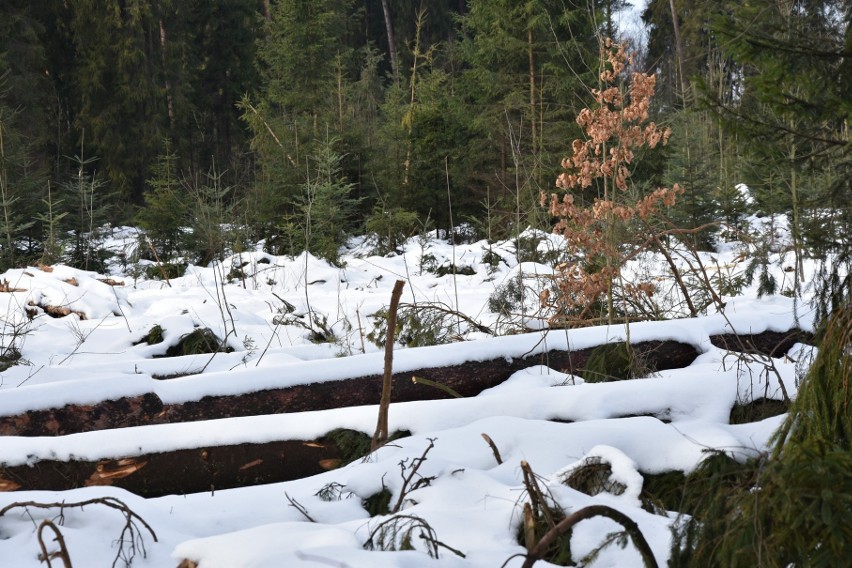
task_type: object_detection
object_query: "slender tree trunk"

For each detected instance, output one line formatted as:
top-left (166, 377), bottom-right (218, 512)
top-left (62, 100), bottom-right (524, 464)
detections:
top-left (336, 57), bottom-right (344, 135)
top-left (372, 279), bottom-right (406, 451)
top-left (402, 6), bottom-right (426, 196)
top-left (528, 28), bottom-right (536, 161)
top-left (668, 0), bottom-right (688, 100)
top-left (0, 118), bottom-right (13, 268)
top-left (159, 20), bottom-right (175, 129)
top-left (380, 0), bottom-right (400, 86)
top-left (789, 138), bottom-right (803, 295)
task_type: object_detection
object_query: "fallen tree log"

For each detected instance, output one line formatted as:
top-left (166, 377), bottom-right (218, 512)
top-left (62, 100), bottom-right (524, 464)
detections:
top-left (709, 329), bottom-right (811, 357)
top-left (0, 436), bottom-right (349, 497)
top-left (0, 325), bottom-right (808, 497)
top-left (0, 339), bottom-right (699, 437)
top-left (0, 393), bottom-right (165, 437)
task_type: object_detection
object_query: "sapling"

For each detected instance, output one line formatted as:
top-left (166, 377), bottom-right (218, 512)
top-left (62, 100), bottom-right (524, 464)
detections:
top-left (542, 38), bottom-right (681, 327)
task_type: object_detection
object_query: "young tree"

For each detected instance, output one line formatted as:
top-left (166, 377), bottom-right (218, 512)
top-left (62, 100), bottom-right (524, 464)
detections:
top-left (291, 138), bottom-right (360, 264)
top-left (242, 0), bottom-right (364, 247)
top-left (543, 39), bottom-right (681, 326)
top-left (135, 139), bottom-right (188, 261)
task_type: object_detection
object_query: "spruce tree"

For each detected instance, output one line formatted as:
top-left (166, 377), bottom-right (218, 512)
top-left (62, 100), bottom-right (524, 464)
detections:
top-left (457, 0), bottom-right (601, 235)
top-left (69, 0), bottom-right (166, 205)
top-left (708, 0), bottom-right (851, 315)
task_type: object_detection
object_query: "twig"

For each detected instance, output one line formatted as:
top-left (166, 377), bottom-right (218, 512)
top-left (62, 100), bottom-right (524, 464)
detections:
top-left (364, 513), bottom-right (465, 559)
top-left (391, 437), bottom-right (436, 514)
top-left (650, 233), bottom-right (697, 317)
top-left (520, 460), bottom-right (556, 530)
top-left (293, 551), bottom-right (352, 567)
top-left (285, 492), bottom-right (316, 522)
top-left (481, 433), bottom-right (503, 465)
top-left (37, 519), bottom-right (73, 568)
top-left (57, 315), bottom-right (109, 366)
top-left (355, 306), bottom-right (366, 354)
top-left (411, 376), bottom-right (463, 398)
top-left (109, 285), bottom-right (132, 332)
top-left (1, 497), bottom-right (157, 568)
top-left (145, 237), bottom-right (172, 287)
top-left (398, 301), bottom-right (493, 335)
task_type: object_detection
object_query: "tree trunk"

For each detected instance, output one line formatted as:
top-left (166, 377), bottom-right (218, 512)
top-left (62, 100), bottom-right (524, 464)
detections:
top-left (668, 0), bottom-right (688, 100)
top-left (380, 0), bottom-right (399, 86)
top-left (0, 329), bottom-right (810, 439)
top-left (372, 279), bottom-right (406, 450)
top-left (529, 27), bottom-right (537, 160)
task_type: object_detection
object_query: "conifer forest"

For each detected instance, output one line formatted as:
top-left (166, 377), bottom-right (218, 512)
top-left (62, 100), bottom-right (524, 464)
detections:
top-left (0, 0), bottom-right (848, 278)
top-left (0, 2), bottom-right (851, 567)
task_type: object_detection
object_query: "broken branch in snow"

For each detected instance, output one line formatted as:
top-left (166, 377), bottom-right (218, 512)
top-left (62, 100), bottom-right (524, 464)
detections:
top-left (520, 504), bottom-right (658, 568)
top-left (0, 497), bottom-right (157, 568)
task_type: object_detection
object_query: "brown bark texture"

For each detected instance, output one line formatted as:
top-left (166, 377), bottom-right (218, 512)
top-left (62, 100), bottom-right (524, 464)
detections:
top-left (0, 339), bottom-right (704, 437)
top-left (0, 329), bottom-right (809, 497)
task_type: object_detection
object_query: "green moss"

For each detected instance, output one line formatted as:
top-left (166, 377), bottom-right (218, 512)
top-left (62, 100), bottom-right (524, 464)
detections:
top-left (164, 327), bottom-right (231, 357)
top-left (323, 428), bottom-right (412, 468)
top-left (0, 349), bottom-right (21, 372)
top-left (324, 428), bottom-right (372, 466)
top-left (581, 342), bottom-right (635, 383)
top-left (363, 487), bottom-right (392, 517)
top-left (144, 262), bottom-right (187, 281)
top-left (729, 398), bottom-right (789, 424)
top-left (143, 324), bottom-right (164, 345)
top-left (433, 263), bottom-right (476, 277)
top-left (562, 457), bottom-right (626, 497)
top-left (639, 470), bottom-right (687, 515)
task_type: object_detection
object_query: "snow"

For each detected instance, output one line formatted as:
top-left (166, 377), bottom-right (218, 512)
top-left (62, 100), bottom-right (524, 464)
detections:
top-left (0, 223), bottom-right (821, 567)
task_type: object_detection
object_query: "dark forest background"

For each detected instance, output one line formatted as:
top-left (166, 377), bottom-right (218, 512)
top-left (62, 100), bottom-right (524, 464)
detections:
top-left (0, 0), bottom-right (848, 270)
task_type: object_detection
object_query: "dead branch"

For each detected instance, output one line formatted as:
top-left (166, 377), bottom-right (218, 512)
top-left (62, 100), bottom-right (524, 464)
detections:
top-left (372, 279), bottom-right (406, 451)
top-left (391, 437), bottom-right (436, 514)
top-left (411, 375), bottom-right (463, 398)
top-left (521, 504), bottom-right (658, 568)
top-left (481, 433), bottom-right (503, 465)
top-left (0, 279), bottom-right (27, 293)
top-left (285, 492), bottom-right (316, 522)
top-left (0, 497), bottom-right (157, 568)
top-left (37, 519), bottom-right (73, 568)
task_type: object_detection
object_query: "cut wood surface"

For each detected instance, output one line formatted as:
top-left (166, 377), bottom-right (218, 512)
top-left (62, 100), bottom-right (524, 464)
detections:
top-left (0, 438), bottom-right (347, 496)
top-left (0, 339), bottom-right (700, 437)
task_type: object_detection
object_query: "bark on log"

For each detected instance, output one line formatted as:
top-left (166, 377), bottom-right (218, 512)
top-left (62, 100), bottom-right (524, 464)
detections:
top-left (0, 436), bottom-right (348, 497)
top-left (0, 329), bottom-right (809, 497)
top-left (709, 329), bottom-right (812, 357)
top-left (0, 393), bottom-right (164, 437)
top-left (0, 339), bottom-right (699, 437)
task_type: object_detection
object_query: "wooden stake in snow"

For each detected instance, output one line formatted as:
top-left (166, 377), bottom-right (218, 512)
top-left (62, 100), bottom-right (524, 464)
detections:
top-left (372, 279), bottom-right (406, 451)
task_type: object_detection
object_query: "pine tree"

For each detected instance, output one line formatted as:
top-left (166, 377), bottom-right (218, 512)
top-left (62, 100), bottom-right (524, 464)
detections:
top-left (135, 139), bottom-right (188, 261)
top-left (0, 0), bottom-right (57, 266)
top-left (69, 0), bottom-right (166, 205)
top-left (708, 0), bottom-right (851, 314)
top-left (291, 138), bottom-right (360, 264)
top-left (242, 0), bottom-right (364, 248)
top-left (457, 0), bottom-right (601, 234)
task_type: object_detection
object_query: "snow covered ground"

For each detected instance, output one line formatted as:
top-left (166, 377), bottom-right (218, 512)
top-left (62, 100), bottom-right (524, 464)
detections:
top-left (0, 224), bottom-right (818, 567)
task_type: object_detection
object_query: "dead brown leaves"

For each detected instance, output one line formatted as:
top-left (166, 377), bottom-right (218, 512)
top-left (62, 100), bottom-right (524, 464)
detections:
top-left (542, 38), bottom-right (682, 325)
